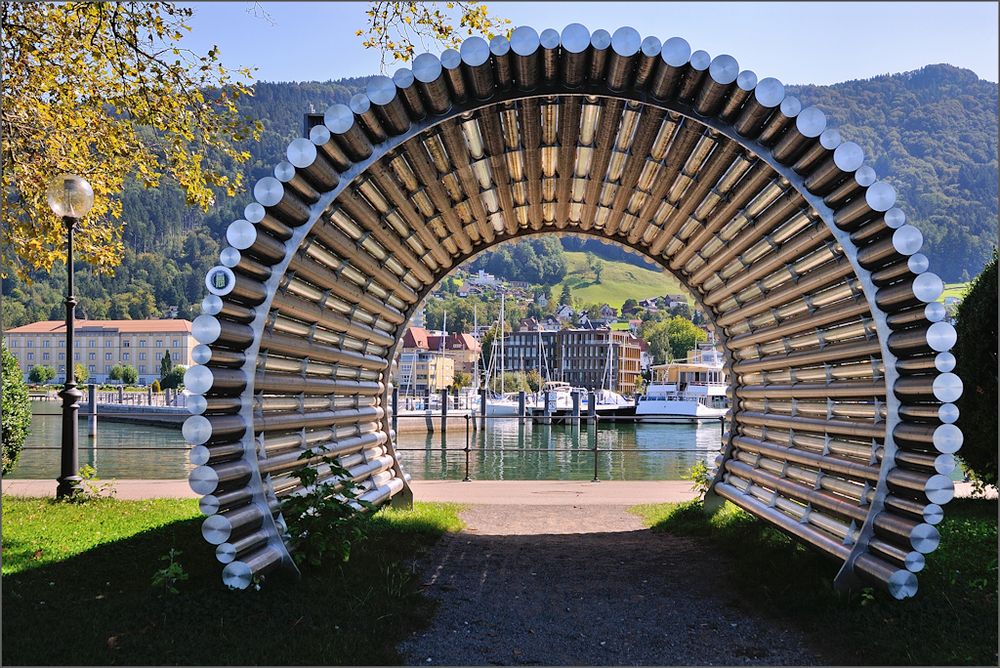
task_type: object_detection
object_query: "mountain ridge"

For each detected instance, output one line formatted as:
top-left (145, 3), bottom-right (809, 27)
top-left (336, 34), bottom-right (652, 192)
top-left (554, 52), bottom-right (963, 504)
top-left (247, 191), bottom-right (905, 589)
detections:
top-left (2, 63), bottom-right (995, 327)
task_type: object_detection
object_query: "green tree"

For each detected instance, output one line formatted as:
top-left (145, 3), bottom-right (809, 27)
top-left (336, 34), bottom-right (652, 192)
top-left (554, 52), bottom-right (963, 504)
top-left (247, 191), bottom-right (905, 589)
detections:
top-left (1, 2), bottom-right (260, 276)
top-left (452, 371), bottom-right (471, 391)
top-left (161, 364), bottom-right (186, 390)
top-left (74, 363), bottom-right (89, 383)
top-left (665, 316), bottom-right (708, 361)
top-left (120, 364), bottom-right (139, 386)
top-left (955, 249), bottom-right (998, 486)
top-left (1, 343), bottom-right (31, 474)
top-left (28, 365), bottom-right (57, 384)
top-left (593, 258), bottom-right (605, 283)
top-left (160, 349), bottom-right (174, 378)
top-left (645, 321), bottom-right (673, 365)
top-left (559, 284), bottom-right (573, 307)
top-left (108, 364), bottom-right (124, 382)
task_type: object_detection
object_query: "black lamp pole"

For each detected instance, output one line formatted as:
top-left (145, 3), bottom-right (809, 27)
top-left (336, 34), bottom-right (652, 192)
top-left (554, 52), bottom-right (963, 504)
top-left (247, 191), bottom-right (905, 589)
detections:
top-left (56, 215), bottom-right (82, 499)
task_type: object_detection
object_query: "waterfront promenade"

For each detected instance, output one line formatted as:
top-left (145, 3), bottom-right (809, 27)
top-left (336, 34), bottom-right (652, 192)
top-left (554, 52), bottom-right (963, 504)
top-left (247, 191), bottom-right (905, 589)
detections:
top-left (2, 478), bottom-right (991, 501)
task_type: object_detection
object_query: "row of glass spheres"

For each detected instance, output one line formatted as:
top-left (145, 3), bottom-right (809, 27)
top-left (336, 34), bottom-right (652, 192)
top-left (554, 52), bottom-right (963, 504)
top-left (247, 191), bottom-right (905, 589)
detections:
top-left (46, 173), bottom-right (94, 218)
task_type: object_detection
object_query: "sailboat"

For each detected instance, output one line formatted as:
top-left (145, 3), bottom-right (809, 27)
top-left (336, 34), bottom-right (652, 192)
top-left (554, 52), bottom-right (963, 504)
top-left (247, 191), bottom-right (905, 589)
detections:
top-left (484, 293), bottom-right (520, 416)
top-left (585, 337), bottom-right (635, 416)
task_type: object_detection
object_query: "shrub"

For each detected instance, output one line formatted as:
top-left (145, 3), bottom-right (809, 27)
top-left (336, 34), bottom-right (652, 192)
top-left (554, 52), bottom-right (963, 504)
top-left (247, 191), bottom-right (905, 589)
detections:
top-left (119, 364), bottom-right (139, 385)
top-left (74, 363), bottom-right (89, 383)
top-left (955, 249), bottom-right (998, 486)
top-left (1, 343), bottom-right (31, 473)
top-left (151, 379), bottom-right (161, 393)
top-left (160, 365), bottom-right (185, 390)
top-left (28, 364), bottom-right (56, 384)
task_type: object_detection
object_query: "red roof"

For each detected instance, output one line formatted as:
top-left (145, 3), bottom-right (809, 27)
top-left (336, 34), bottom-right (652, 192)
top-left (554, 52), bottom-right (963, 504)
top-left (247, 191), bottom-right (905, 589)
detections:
top-left (402, 327), bottom-right (430, 349)
top-left (6, 319), bottom-right (192, 334)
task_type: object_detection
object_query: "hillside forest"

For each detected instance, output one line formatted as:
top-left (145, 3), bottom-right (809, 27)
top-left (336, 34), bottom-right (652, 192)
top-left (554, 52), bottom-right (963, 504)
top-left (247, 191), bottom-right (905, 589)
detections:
top-left (1, 65), bottom-right (996, 328)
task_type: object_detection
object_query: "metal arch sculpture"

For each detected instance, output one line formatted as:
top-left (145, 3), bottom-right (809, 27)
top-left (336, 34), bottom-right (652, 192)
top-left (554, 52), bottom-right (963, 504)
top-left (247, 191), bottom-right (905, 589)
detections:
top-left (183, 25), bottom-right (964, 599)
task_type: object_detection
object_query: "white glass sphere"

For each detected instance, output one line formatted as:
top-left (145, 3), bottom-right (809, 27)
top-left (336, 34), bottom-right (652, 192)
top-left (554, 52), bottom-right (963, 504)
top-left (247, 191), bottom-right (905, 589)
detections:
top-left (46, 173), bottom-right (94, 217)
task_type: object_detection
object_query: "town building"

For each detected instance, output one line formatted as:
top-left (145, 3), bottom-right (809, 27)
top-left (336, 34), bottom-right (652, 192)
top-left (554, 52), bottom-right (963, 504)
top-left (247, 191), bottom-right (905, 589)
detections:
top-left (502, 326), bottom-right (643, 395)
top-left (394, 327), bottom-right (481, 392)
top-left (3, 319), bottom-right (194, 384)
top-left (395, 350), bottom-right (454, 394)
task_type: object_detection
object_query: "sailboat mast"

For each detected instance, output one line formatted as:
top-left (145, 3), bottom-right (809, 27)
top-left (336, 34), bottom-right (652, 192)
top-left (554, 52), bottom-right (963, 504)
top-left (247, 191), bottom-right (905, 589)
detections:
top-left (500, 292), bottom-right (505, 396)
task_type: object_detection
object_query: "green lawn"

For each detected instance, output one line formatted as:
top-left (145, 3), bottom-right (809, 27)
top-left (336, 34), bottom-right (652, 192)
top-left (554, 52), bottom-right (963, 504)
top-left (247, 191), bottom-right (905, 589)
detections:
top-left (553, 252), bottom-right (686, 309)
top-left (630, 498), bottom-right (998, 666)
top-left (2, 497), bottom-right (463, 665)
top-left (939, 282), bottom-right (969, 303)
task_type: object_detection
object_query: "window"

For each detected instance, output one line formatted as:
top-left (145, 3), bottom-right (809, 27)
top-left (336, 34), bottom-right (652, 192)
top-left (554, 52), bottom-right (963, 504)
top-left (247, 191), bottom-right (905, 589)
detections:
top-left (26, 340), bottom-right (33, 348)
top-left (172, 339), bottom-right (178, 347)
top-left (155, 352), bottom-right (162, 361)
top-left (122, 352), bottom-right (130, 361)
top-left (88, 340), bottom-right (96, 348)
top-left (138, 352), bottom-right (146, 361)
top-left (122, 340), bottom-right (130, 348)
top-left (26, 352), bottom-right (34, 361)
top-left (106, 340), bottom-right (113, 348)
top-left (74, 353), bottom-right (80, 361)
top-left (9, 339), bottom-right (17, 347)
top-left (42, 352), bottom-right (50, 361)
top-left (27, 364), bottom-right (33, 371)
top-left (75, 340), bottom-right (80, 348)
top-left (88, 352), bottom-right (96, 361)
top-left (105, 365), bottom-right (112, 373)
top-left (155, 340), bottom-right (163, 348)
top-left (58, 353), bottom-right (64, 361)
top-left (89, 365), bottom-right (95, 373)
top-left (58, 340), bottom-right (64, 348)
top-left (139, 365), bottom-right (146, 374)
top-left (43, 339), bottom-right (50, 348)
top-left (105, 353), bottom-right (112, 361)
top-left (139, 340), bottom-right (147, 347)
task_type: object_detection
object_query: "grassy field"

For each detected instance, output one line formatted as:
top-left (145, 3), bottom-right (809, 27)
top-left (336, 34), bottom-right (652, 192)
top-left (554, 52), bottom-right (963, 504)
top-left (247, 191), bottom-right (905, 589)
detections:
top-left (630, 498), bottom-right (998, 666)
top-left (552, 252), bottom-right (686, 308)
top-left (940, 282), bottom-right (969, 303)
top-left (2, 497), bottom-right (464, 665)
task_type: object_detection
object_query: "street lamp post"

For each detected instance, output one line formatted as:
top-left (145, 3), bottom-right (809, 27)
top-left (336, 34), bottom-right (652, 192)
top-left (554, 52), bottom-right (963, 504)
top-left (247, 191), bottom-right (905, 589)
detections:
top-left (47, 174), bottom-right (94, 499)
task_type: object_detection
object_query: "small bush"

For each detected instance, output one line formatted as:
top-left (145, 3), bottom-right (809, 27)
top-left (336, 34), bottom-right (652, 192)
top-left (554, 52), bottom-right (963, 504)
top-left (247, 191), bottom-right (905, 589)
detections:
top-left (151, 379), bottom-right (161, 393)
top-left (28, 365), bottom-right (56, 384)
top-left (955, 249), bottom-right (998, 485)
top-left (1, 343), bottom-right (31, 473)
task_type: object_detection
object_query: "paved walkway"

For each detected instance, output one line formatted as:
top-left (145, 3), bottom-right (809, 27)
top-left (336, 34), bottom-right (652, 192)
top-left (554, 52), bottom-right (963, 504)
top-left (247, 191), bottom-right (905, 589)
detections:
top-left (3, 477), bottom-right (991, 501)
top-left (399, 504), bottom-right (829, 665)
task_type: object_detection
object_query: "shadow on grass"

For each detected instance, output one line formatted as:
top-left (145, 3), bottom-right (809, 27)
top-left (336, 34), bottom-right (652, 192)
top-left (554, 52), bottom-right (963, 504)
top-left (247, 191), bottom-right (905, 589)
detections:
top-left (2, 504), bottom-right (461, 665)
top-left (631, 498), bottom-right (998, 666)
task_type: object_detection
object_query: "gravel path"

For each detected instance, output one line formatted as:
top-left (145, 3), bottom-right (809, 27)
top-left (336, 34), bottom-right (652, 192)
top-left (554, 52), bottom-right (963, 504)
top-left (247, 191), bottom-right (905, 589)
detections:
top-left (399, 504), bottom-right (829, 666)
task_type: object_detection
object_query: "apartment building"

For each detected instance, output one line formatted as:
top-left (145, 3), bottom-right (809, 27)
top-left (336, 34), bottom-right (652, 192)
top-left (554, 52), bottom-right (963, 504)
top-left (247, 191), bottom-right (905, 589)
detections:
top-left (3, 319), bottom-right (194, 384)
top-left (395, 351), bottom-right (455, 393)
top-left (503, 326), bottom-right (643, 395)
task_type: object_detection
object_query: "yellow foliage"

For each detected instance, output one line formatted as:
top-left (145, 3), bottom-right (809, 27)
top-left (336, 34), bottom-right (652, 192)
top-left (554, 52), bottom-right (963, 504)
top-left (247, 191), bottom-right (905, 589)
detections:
top-left (355, 1), bottom-right (510, 70)
top-left (0, 2), bottom-right (260, 278)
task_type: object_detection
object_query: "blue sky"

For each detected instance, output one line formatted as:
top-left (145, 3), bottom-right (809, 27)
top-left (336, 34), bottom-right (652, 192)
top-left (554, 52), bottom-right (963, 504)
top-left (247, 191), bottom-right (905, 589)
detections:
top-left (180, 2), bottom-right (999, 85)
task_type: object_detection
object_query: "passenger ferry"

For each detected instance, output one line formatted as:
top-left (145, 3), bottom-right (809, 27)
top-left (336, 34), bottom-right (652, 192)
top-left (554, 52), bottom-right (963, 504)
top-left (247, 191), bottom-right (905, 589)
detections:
top-left (636, 343), bottom-right (729, 419)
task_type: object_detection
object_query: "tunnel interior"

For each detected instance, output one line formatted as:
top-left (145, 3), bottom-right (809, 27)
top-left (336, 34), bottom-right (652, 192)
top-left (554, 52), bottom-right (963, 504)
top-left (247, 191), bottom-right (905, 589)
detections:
top-left (181, 25), bottom-right (963, 599)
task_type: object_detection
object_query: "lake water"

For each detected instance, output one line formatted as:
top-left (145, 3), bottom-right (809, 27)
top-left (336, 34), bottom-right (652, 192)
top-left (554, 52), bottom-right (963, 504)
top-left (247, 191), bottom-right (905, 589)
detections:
top-left (11, 401), bottom-right (720, 481)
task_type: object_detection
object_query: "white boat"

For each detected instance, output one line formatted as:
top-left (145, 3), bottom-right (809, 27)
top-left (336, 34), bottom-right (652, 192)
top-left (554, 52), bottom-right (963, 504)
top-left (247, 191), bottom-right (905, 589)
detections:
top-left (485, 393), bottom-right (520, 416)
top-left (636, 343), bottom-right (729, 420)
top-left (526, 381), bottom-right (578, 416)
top-left (585, 388), bottom-right (635, 416)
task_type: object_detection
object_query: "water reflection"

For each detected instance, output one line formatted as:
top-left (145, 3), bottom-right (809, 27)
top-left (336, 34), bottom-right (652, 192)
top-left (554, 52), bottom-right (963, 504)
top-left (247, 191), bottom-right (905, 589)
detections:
top-left (12, 402), bottom-right (722, 481)
top-left (394, 419), bottom-right (723, 481)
